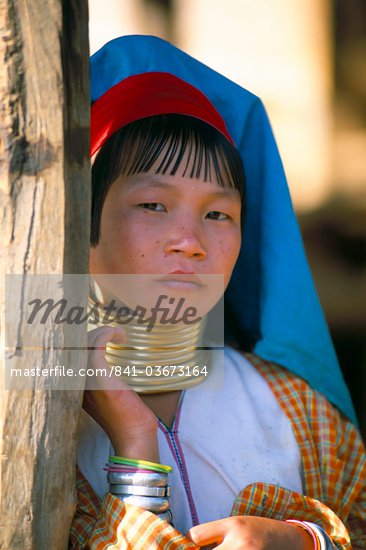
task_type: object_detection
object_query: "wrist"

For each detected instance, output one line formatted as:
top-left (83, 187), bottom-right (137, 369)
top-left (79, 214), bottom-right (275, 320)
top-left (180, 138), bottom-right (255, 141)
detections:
top-left (285, 520), bottom-right (319, 550)
top-left (105, 457), bottom-right (173, 524)
top-left (112, 430), bottom-right (159, 462)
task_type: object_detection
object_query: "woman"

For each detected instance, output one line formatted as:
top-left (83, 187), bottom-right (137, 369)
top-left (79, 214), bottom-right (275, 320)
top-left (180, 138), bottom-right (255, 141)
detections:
top-left (70, 35), bottom-right (366, 549)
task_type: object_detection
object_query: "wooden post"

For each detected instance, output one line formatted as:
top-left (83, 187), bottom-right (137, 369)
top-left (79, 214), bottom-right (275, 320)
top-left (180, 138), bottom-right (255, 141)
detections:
top-left (0, 1), bottom-right (89, 547)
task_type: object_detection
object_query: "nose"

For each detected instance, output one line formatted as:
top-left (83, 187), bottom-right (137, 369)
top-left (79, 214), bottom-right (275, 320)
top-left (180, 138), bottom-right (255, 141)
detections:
top-left (164, 222), bottom-right (207, 260)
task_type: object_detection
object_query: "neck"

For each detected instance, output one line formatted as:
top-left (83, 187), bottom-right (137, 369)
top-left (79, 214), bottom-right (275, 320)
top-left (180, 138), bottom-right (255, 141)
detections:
top-left (89, 295), bottom-right (210, 393)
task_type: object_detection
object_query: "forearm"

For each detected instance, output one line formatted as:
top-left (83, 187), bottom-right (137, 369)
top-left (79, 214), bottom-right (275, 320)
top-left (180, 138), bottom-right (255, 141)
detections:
top-left (286, 520), bottom-right (339, 550)
top-left (111, 424), bottom-right (159, 462)
top-left (70, 466), bottom-right (196, 550)
top-left (231, 482), bottom-right (352, 549)
top-left (71, 491), bottom-right (197, 550)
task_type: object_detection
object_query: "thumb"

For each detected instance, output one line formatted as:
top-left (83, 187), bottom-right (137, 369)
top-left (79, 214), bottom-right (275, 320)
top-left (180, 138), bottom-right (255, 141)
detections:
top-left (186, 520), bottom-right (226, 546)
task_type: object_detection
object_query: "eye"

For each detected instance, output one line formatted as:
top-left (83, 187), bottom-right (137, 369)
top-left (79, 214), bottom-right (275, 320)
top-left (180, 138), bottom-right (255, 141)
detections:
top-left (139, 203), bottom-right (166, 212)
top-left (206, 211), bottom-right (229, 221)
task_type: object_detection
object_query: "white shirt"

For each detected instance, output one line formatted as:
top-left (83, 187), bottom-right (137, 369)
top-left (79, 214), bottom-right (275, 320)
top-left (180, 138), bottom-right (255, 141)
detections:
top-left (77, 347), bottom-right (302, 534)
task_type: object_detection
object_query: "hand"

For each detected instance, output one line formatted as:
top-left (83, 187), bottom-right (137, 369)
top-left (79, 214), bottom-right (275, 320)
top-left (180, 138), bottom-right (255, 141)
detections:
top-left (83, 326), bottom-right (159, 461)
top-left (186, 516), bottom-right (314, 549)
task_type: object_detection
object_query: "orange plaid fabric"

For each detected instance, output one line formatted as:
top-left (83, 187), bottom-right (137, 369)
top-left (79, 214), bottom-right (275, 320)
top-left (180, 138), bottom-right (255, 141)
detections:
top-left (69, 354), bottom-right (366, 549)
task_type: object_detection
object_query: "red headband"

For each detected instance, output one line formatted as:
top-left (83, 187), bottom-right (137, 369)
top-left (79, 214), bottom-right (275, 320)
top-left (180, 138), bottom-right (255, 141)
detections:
top-left (91, 72), bottom-right (234, 156)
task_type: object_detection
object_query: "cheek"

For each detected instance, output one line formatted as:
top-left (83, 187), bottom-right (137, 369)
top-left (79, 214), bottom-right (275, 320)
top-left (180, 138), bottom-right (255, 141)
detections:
top-left (232, 234), bottom-right (242, 263)
top-left (215, 234), bottom-right (241, 266)
top-left (120, 225), bottom-right (162, 270)
top-left (216, 238), bottom-right (241, 286)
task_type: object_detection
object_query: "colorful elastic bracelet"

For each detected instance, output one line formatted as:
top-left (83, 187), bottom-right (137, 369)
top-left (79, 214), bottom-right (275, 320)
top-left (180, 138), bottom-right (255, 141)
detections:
top-left (105, 462), bottom-right (169, 475)
top-left (285, 520), bottom-right (321, 550)
top-left (109, 456), bottom-right (173, 474)
top-left (303, 523), bottom-right (336, 550)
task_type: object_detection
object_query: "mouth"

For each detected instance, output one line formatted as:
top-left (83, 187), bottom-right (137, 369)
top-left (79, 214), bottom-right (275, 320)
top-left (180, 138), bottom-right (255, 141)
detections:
top-left (158, 271), bottom-right (203, 289)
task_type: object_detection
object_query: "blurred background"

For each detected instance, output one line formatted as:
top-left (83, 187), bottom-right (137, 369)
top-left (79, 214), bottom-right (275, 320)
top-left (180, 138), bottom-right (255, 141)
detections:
top-left (88, 0), bottom-right (366, 439)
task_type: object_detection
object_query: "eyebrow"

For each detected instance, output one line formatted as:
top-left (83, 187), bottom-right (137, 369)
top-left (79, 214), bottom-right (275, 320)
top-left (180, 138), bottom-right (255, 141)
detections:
top-left (125, 176), bottom-right (241, 200)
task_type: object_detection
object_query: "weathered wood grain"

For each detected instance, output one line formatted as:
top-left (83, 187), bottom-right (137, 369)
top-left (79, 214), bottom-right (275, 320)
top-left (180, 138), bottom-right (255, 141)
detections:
top-left (0, 1), bottom-right (89, 547)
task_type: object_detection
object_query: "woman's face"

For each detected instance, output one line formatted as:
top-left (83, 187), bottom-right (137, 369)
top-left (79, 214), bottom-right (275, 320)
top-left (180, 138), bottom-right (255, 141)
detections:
top-left (90, 147), bottom-right (241, 315)
top-left (90, 155), bottom-right (242, 294)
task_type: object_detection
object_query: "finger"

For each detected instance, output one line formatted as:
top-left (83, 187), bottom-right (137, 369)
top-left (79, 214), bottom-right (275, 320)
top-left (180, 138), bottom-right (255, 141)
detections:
top-left (86, 327), bottom-right (129, 391)
top-left (87, 326), bottom-right (126, 348)
top-left (186, 519), bottom-right (228, 546)
top-left (87, 327), bottom-right (126, 371)
top-left (109, 328), bottom-right (126, 344)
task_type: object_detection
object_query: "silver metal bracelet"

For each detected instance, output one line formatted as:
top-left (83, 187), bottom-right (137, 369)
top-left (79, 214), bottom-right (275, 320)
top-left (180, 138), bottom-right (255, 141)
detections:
top-left (112, 493), bottom-right (170, 513)
top-left (107, 471), bottom-right (168, 487)
top-left (109, 483), bottom-right (171, 497)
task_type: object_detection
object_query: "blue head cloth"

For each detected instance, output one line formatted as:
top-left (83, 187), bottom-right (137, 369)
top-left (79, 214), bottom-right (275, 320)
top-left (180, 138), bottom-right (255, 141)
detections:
top-left (90, 35), bottom-right (356, 424)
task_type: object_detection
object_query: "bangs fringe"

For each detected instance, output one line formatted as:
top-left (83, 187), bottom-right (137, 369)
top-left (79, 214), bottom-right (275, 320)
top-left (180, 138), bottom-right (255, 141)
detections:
top-left (91, 115), bottom-right (245, 245)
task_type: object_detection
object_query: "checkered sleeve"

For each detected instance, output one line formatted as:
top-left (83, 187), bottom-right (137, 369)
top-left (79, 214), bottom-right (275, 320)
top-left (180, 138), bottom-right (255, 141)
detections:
top-left (70, 355), bottom-right (365, 549)
top-left (247, 353), bottom-right (366, 549)
top-left (69, 468), bottom-right (198, 549)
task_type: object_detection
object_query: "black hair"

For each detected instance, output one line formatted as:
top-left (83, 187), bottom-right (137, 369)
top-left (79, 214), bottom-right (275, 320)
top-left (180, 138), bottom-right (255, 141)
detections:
top-left (91, 114), bottom-right (246, 245)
